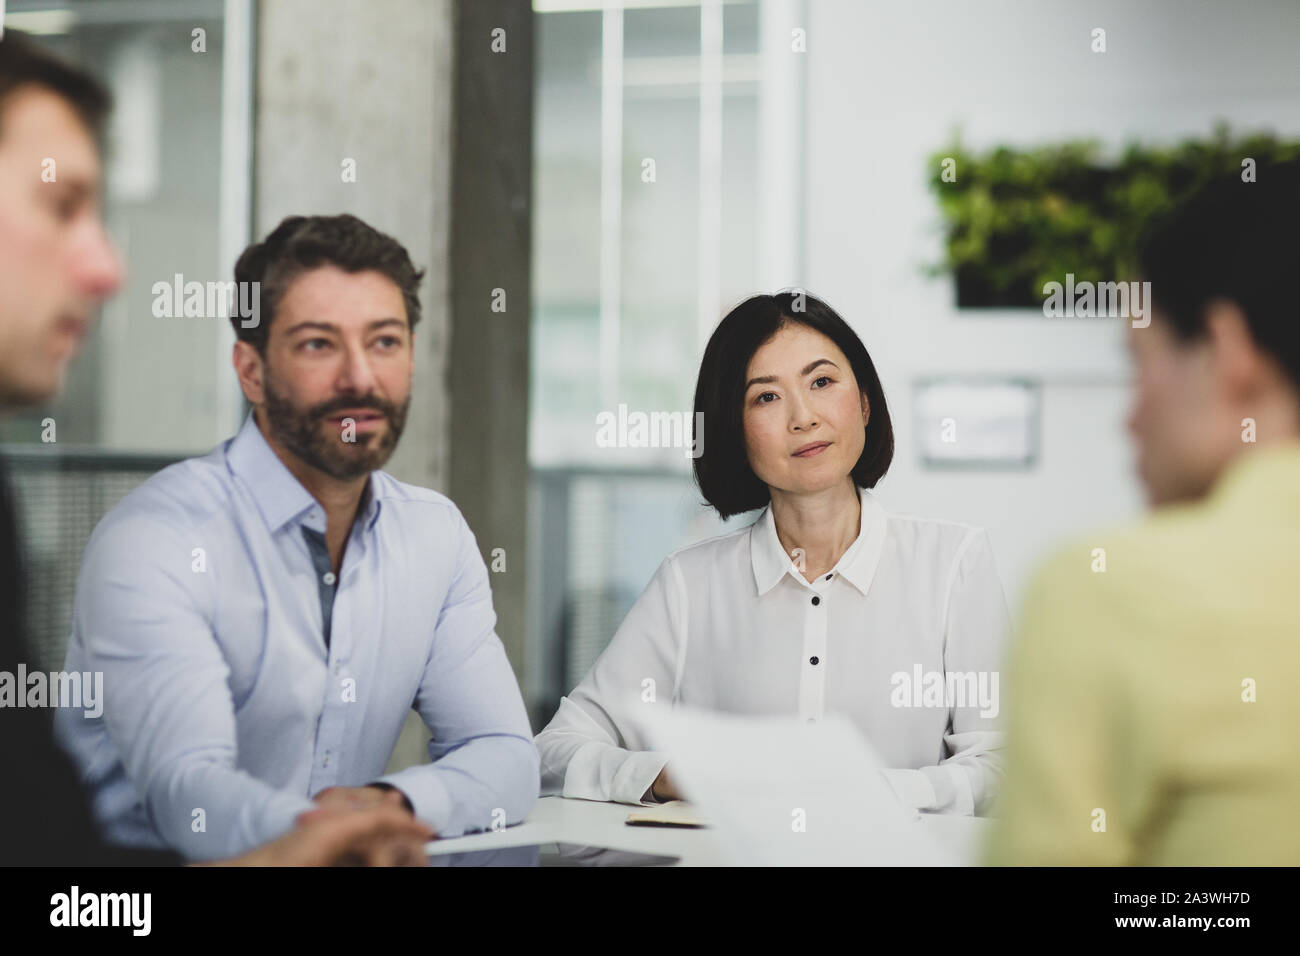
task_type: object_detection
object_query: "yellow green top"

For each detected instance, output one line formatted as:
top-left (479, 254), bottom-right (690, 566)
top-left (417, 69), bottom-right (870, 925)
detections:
top-left (985, 442), bottom-right (1300, 865)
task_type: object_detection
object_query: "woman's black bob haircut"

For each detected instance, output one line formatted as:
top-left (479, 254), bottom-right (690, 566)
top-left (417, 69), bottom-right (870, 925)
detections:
top-left (692, 291), bottom-right (894, 519)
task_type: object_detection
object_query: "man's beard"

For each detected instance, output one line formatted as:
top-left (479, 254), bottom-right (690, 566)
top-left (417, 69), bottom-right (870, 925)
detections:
top-left (261, 371), bottom-right (411, 481)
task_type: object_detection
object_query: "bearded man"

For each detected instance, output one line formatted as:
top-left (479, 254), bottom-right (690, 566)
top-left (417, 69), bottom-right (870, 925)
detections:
top-left (54, 213), bottom-right (538, 861)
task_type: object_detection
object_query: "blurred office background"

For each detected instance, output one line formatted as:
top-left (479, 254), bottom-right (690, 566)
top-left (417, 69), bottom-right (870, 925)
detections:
top-left (5, 0), bottom-right (1300, 758)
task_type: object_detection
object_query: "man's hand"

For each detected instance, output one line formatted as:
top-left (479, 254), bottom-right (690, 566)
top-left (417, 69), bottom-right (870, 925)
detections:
top-left (221, 796), bottom-right (436, 866)
top-left (314, 784), bottom-right (410, 813)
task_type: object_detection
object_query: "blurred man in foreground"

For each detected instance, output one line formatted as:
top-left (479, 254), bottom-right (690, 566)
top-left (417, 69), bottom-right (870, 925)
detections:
top-left (987, 161), bottom-right (1300, 864)
top-left (0, 29), bottom-right (431, 865)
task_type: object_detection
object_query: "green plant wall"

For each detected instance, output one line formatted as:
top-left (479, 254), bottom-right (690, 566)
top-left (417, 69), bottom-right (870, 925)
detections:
top-left (928, 125), bottom-right (1300, 308)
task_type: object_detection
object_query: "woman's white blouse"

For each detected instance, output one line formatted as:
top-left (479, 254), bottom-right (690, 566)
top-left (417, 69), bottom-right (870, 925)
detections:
top-left (534, 486), bottom-right (1009, 816)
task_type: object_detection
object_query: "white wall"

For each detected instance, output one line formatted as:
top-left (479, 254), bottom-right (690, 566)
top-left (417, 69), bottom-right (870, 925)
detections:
top-left (799, 0), bottom-right (1300, 608)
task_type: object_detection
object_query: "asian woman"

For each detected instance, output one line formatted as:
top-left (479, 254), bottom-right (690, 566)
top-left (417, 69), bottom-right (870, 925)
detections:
top-left (535, 291), bottom-right (1009, 816)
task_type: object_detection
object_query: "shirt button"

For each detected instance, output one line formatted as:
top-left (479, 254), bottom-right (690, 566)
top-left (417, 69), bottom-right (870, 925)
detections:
top-left (825, 574), bottom-right (833, 581)
top-left (806, 717), bottom-right (817, 724)
top-left (323, 571), bottom-right (336, 586)
top-left (810, 656), bottom-right (820, 665)
top-left (323, 755), bottom-right (332, 767)
top-left (811, 595), bottom-right (821, 606)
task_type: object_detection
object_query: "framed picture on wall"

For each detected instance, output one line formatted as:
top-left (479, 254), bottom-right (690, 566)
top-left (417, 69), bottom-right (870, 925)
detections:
top-left (914, 378), bottom-right (1040, 469)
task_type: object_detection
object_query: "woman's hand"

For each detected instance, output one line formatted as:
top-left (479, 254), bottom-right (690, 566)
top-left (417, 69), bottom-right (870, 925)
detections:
top-left (649, 765), bottom-right (683, 803)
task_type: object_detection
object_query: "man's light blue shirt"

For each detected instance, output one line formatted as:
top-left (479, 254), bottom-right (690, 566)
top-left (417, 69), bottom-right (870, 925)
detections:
top-left (54, 413), bottom-right (539, 861)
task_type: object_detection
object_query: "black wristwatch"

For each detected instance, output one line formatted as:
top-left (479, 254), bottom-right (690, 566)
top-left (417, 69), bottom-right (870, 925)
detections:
top-left (369, 782), bottom-right (415, 814)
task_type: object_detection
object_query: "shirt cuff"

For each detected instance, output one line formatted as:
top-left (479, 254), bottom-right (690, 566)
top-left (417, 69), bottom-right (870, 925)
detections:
top-left (566, 749), bottom-right (670, 806)
top-left (879, 767), bottom-right (975, 816)
top-left (880, 767), bottom-right (939, 813)
top-left (626, 751), bottom-right (673, 805)
top-left (922, 764), bottom-right (975, 816)
top-left (375, 767), bottom-right (455, 835)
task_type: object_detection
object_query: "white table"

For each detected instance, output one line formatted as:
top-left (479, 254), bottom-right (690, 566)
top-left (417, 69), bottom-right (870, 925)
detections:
top-left (426, 796), bottom-right (992, 866)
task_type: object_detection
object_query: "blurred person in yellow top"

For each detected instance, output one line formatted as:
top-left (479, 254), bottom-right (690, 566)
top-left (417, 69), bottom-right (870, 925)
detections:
top-left (986, 160), bottom-right (1300, 865)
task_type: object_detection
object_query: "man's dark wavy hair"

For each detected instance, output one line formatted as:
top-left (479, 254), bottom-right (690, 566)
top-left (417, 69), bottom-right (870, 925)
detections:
top-left (231, 214), bottom-right (426, 352)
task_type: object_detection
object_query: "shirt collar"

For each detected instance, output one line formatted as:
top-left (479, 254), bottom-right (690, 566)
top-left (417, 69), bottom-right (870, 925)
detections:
top-left (1209, 441), bottom-right (1300, 515)
top-left (225, 411), bottom-right (383, 535)
top-left (750, 485), bottom-right (889, 597)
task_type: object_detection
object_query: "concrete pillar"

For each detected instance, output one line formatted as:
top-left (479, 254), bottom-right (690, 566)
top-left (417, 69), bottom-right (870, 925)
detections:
top-left (447, 0), bottom-right (534, 703)
top-left (255, 0), bottom-right (454, 771)
top-left (255, 0), bottom-right (454, 494)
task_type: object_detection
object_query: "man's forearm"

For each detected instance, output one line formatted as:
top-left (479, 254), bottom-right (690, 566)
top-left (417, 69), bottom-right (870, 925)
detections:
top-left (377, 734), bottom-right (540, 837)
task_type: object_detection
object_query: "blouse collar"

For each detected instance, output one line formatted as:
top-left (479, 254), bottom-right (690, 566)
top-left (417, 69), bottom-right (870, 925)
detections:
top-left (750, 485), bottom-right (889, 597)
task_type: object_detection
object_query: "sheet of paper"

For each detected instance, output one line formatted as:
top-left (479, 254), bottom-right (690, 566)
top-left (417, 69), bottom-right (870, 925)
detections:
top-left (632, 706), bottom-right (958, 866)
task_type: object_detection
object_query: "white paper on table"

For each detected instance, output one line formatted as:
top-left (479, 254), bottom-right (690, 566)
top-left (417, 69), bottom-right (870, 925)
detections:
top-left (632, 705), bottom-right (959, 866)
